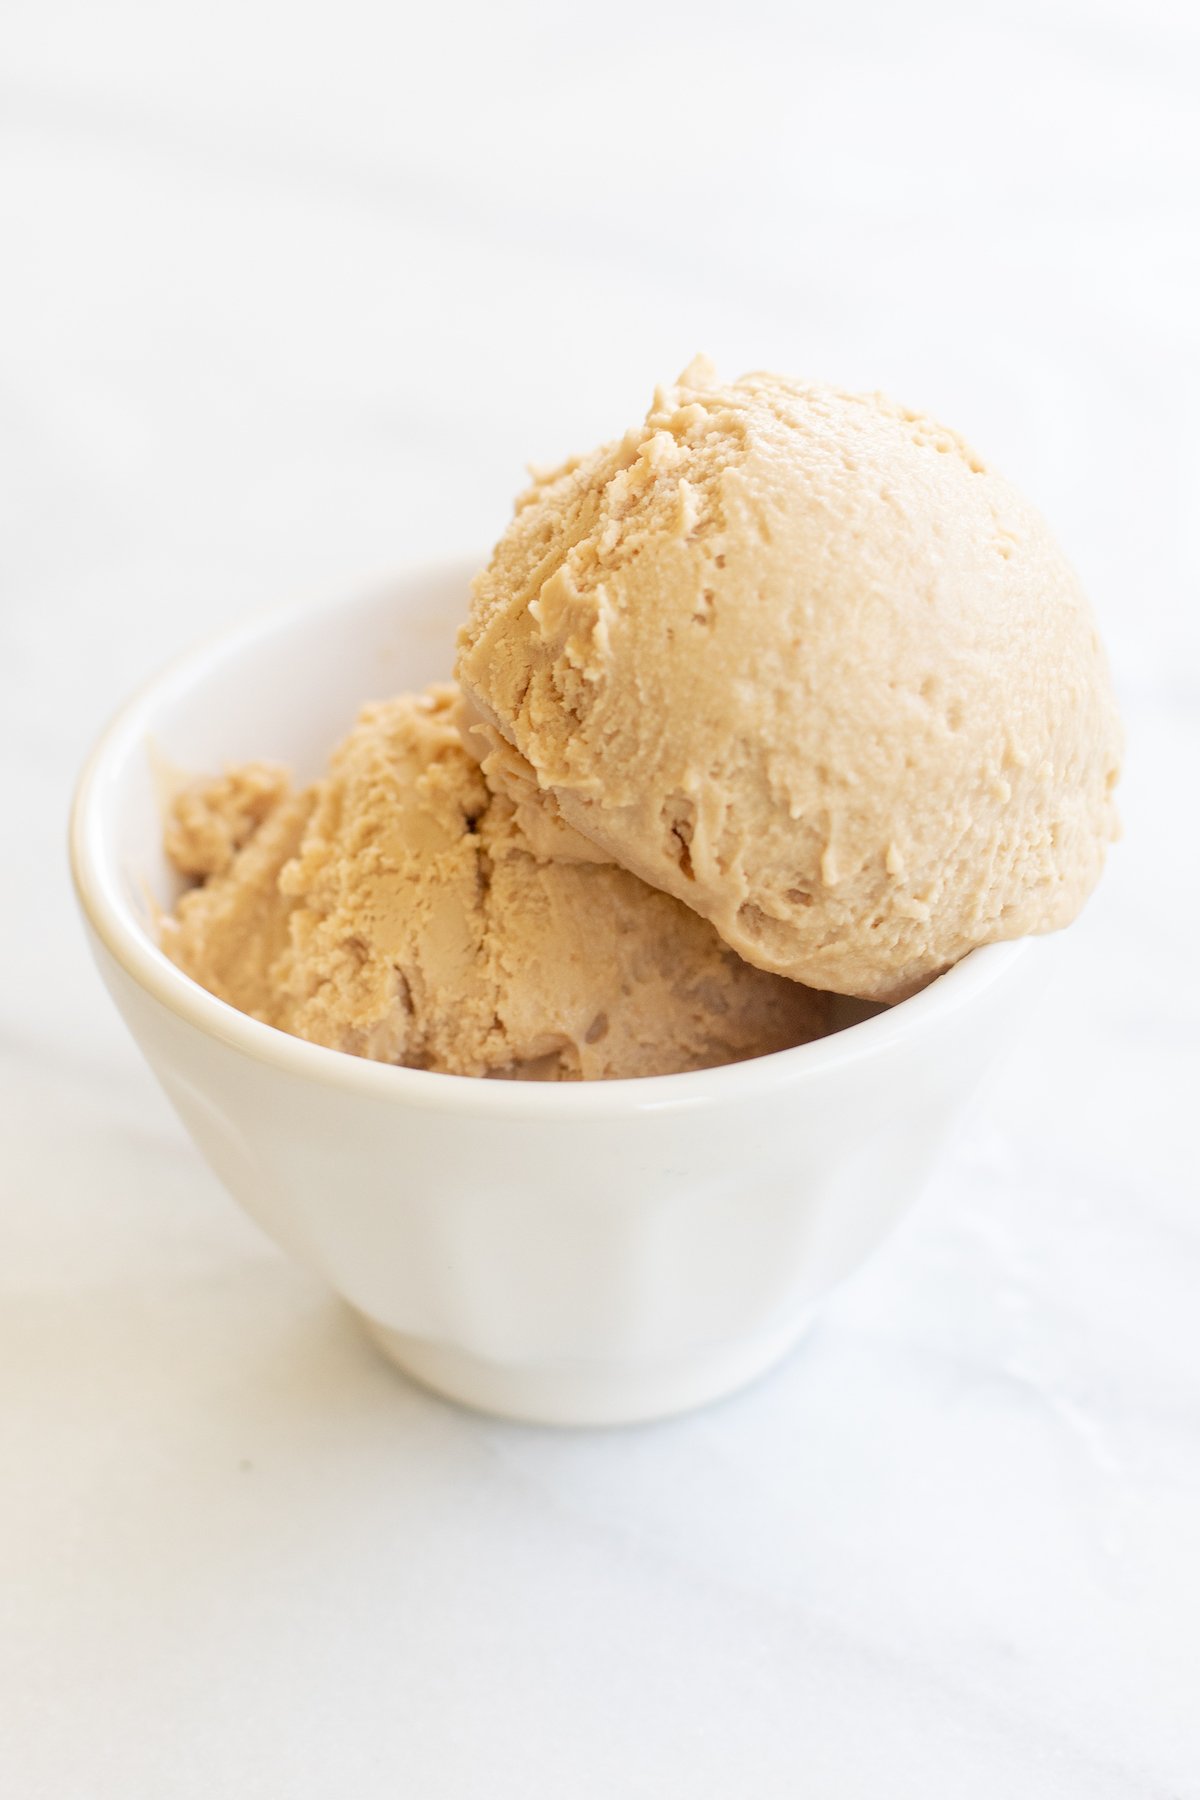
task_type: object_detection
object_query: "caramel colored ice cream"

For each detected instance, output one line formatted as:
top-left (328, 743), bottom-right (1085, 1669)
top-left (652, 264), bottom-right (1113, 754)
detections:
top-left (457, 360), bottom-right (1122, 1002)
top-left (162, 685), bottom-right (828, 1079)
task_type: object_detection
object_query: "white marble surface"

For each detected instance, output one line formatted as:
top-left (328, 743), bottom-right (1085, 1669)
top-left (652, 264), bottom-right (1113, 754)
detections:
top-left (3, 1), bottom-right (1199, 1792)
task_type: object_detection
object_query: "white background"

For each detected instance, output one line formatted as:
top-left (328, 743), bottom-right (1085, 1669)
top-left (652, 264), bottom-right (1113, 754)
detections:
top-left (3, 2), bottom-right (1198, 1794)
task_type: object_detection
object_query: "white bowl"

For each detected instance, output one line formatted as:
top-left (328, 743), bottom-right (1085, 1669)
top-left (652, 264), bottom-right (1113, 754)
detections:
top-left (70, 560), bottom-right (1041, 1426)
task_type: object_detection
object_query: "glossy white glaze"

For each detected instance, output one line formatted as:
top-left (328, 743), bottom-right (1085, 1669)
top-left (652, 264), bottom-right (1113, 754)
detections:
top-left (72, 570), bottom-right (1043, 1423)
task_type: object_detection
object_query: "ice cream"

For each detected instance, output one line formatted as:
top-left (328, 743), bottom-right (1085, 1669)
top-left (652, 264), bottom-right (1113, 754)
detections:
top-left (161, 358), bottom-right (1120, 1073)
top-left (162, 685), bottom-right (829, 1079)
top-left (457, 360), bottom-right (1122, 1002)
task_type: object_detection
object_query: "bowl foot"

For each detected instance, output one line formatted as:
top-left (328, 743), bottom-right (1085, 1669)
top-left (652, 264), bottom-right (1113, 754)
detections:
top-left (354, 1308), bottom-right (813, 1427)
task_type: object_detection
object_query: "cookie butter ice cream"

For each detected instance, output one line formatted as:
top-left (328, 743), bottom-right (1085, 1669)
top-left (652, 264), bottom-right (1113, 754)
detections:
top-left (457, 359), bottom-right (1122, 1002)
top-left (162, 685), bottom-right (828, 1079)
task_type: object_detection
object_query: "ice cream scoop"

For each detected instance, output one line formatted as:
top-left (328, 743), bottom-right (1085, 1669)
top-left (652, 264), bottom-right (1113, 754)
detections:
top-left (457, 360), bottom-right (1122, 1002)
top-left (162, 683), bottom-right (828, 1079)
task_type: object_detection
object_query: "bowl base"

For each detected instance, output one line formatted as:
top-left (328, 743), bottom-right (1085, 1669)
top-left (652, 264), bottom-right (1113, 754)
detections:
top-left (354, 1308), bottom-right (813, 1427)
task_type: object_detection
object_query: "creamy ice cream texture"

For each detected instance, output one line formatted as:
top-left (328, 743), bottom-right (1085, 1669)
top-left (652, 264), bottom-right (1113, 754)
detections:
top-left (458, 359), bottom-right (1122, 1002)
top-left (164, 358), bottom-right (1120, 1072)
top-left (162, 685), bottom-right (829, 1079)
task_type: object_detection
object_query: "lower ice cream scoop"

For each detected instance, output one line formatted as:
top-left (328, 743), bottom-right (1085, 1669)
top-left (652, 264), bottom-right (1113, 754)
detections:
top-left (161, 683), bottom-right (829, 1079)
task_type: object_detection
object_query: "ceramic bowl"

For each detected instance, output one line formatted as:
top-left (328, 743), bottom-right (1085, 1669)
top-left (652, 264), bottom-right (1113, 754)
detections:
top-left (70, 560), bottom-right (1041, 1425)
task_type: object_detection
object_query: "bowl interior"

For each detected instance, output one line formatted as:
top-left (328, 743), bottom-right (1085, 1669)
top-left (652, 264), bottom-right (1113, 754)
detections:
top-left (84, 561), bottom-right (476, 944)
top-left (74, 557), bottom-right (1037, 1105)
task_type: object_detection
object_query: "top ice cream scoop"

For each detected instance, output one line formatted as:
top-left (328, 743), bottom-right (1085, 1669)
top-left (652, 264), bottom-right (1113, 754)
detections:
top-left (457, 359), bottom-right (1122, 1002)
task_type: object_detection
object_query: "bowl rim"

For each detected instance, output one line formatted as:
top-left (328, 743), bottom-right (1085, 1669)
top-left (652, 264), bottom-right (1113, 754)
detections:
top-left (69, 560), bottom-right (1033, 1120)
